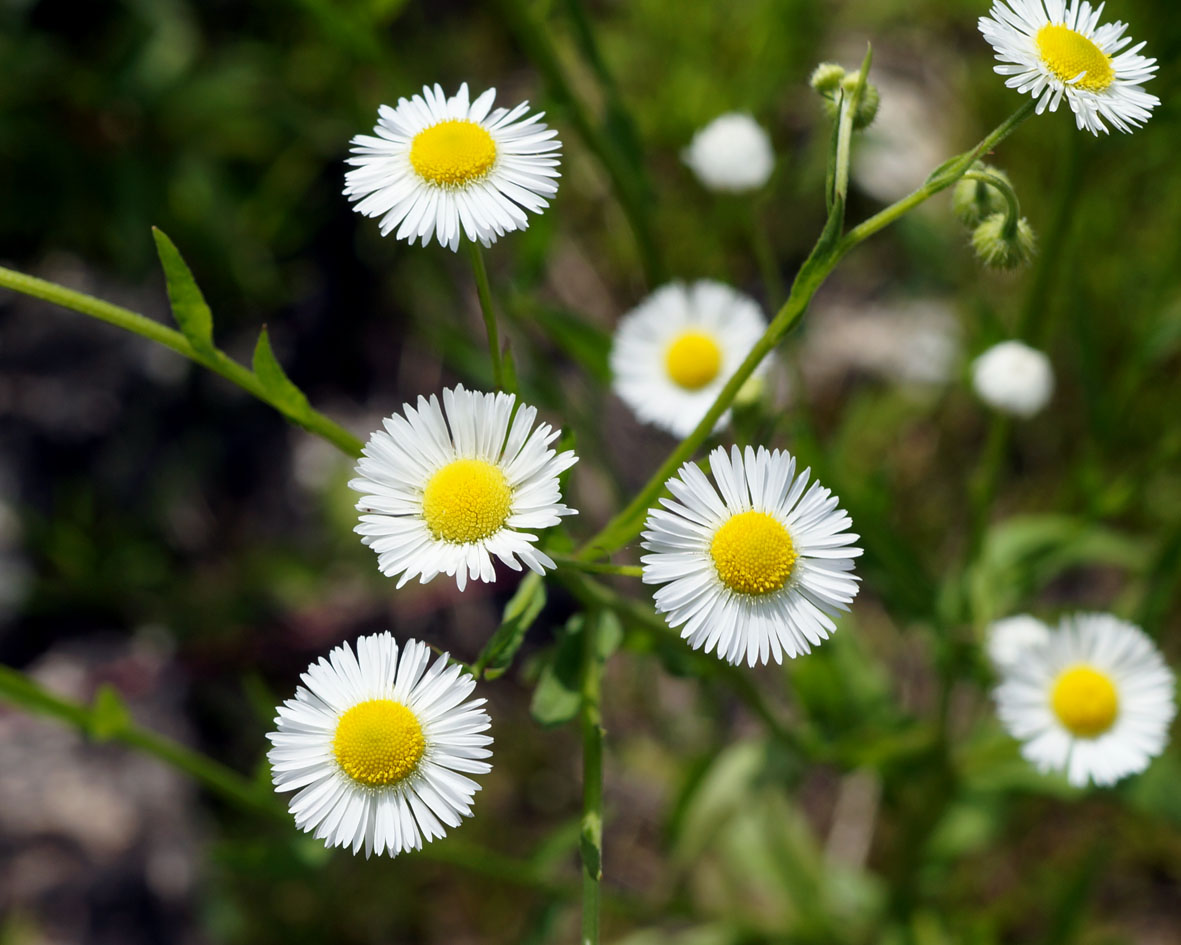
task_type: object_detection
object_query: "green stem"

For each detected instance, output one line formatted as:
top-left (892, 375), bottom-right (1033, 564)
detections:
top-left (580, 610), bottom-right (606, 945)
top-left (577, 102), bottom-right (1036, 559)
top-left (961, 168), bottom-right (1022, 231)
top-left (0, 266), bottom-right (364, 457)
top-left (467, 241), bottom-right (507, 391)
top-left (553, 555), bottom-right (642, 578)
top-left (493, 0), bottom-right (665, 285)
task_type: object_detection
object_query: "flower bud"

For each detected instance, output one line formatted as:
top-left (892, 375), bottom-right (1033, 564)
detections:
top-left (809, 62), bottom-right (846, 94)
top-left (952, 165), bottom-right (1013, 227)
top-left (823, 74), bottom-right (881, 129)
top-left (971, 212), bottom-right (1036, 269)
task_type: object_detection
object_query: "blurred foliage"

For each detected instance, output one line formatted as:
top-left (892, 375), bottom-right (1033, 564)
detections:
top-left (2, 0), bottom-right (1181, 944)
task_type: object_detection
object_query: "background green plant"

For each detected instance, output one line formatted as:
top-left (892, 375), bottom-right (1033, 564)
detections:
top-left (1, 0), bottom-right (1179, 943)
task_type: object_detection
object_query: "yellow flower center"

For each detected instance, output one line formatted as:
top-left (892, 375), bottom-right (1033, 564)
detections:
top-left (665, 330), bottom-right (723, 391)
top-left (1051, 665), bottom-right (1119, 738)
top-left (709, 510), bottom-right (798, 596)
top-left (333, 699), bottom-right (426, 787)
top-left (409, 119), bottom-right (498, 187)
top-left (1036, 25), bottom-right (1115, 93)
top-left (422, 458), bottom-right (513, 544)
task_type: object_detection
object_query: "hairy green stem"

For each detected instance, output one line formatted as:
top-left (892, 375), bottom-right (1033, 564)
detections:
top-left (580, 610), bottom-right (606, 945)
top-left (577, 102), bottom-right (1035, 559)
top-left (467, 241), bottom-right (507, 390)
top-left (0, 266), bottom-right (364, 457)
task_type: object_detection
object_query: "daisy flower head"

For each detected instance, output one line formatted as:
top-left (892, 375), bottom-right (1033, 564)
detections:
top-left (350, 385), bottom-right (578, 591)
top-left (610, 281), bottom-right (770, 438)
top-left (995, 613), bottom-right (1176, 787)
top-left (978, 0), bottom-right (1159, 135)
top-left (267, 633), bottom-right (493, 857)
top-left (971, 339), bottom-right (1054, 417)
top-left (344, 82), bottom-right (561, 251)
top-left (987, 613), bottom-right (1052, 669)
top-left (683, 113), bottom-right (775, 192)
top-left (641, 445), bottom-right (863, 667)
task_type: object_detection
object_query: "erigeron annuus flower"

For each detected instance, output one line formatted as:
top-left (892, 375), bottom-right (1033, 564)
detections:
top-left (641, 445), bottom-right (862, 667)
top-left (350, 385), bottom-right (577, 591)
top-left (267, 633), bottom-right (493, 857)
top-left (682, 113), bottom-right (775, 193)
top-left (979, 0), bottom-right (1158, 135)
top-left (994, 614), bottom-right (1176, 787)
top-left (971, 340), bottom-right (1054, 417)
top-left (610, 281), bottom-right (770, 438)
top-left (987, 613), bottom-right (1052, 669)
top-left (344, 83), bottom-right (561, 251)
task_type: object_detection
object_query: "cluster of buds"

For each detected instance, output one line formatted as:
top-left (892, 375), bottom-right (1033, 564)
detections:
top-left (809, 62), bottom-right (880, 130)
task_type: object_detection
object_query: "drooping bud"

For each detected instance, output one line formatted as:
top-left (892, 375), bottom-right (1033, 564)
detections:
top-left (971, 212), bottom-right (1036, 269)
top-left (953, 164), bottom-right (1013, 227)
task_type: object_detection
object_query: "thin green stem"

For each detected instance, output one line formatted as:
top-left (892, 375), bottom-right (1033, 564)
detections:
top-left (0, 266), bottom-right (364, 457)
top-left (577, 102), bottom-right (1036, 559)
top-left (961, 168), bottom-right (1022, 230)
top-left (580, 610), bottom-right (606, 945)
top-left (493, 0), bottom-right (665, 285)
top-left (467, 241), bottom-right (507, 391)
top-left (553, 555), bottom-right (642, 578)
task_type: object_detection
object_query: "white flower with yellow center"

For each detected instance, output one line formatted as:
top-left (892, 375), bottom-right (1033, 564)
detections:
top-left (682, 113), bottom-right (775, 193)
top-left (979, 0), bottom-right (1158, 135)
top-left (267, 633), bottom-right (492, 857)
top-left (641, 445), bottom-right (862, 667)
top-left (610, 281), bottom-right (769, 438)
top-left (350, 385), bottom-right (578, 591)
top-left (995, 613), bottom-right (1176, 787)
top-left (344, 83), bottom-right (561, 251)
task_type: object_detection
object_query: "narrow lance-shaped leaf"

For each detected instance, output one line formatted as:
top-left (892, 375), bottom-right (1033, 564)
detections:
top-left (476, 572), bottom-right (546, 679)
top-left (152, 227), bottom-right (214, 354)
top-left (252, 326), bottom-right (310, 418)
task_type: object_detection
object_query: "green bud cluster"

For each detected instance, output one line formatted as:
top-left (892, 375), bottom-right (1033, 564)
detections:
top-left (811, 63), bottom-right (880, 130)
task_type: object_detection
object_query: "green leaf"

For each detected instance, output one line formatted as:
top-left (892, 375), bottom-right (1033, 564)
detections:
top-left (252, 327), bottom-right (310, 417)
top-left (476, 572), bottom-right (546, 679)
top-left (530, 616), bottom-right (584, 728)
top-left (89, 684), bottom-right (131, 741)
top-left (152, 227), bottom-right (214, 353)
top-left (580, 813), bottom-right (602, 880)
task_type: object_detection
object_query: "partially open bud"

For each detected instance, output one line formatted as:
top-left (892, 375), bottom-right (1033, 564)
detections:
top-left (809, 63), bottom-right (847, 95)
top-left (971, 213), bottom-right (1036, 269)
top-left (953, 165), bottom-right (1013, 227)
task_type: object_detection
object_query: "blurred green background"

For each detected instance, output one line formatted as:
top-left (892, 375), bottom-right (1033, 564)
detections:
top-left (1, 0), bottom-right (1179, 943)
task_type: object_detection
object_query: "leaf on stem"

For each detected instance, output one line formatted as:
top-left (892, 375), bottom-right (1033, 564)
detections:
top-left (90, 684), bottom-right (131, 741)
top-left (476, 572), bottom-right (547, 679)
top-left (152, 227), bottom-right (215, 354)
top-left (252, 327), bottom-right (310, 417)
top-left (530, 615), bottom-right (584, 727)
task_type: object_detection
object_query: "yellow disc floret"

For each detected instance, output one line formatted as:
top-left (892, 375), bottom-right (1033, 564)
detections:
top-left (1036, 25), bottom-right (1115, 93)
top-left (333, 699), bottom-right (426, 787)
top-left (409, 119), bottom-right (498, 187)
top-left (710, 510), bottom-right (798, 596)
top-left (1051, 664), bottom-right (1120, 737)
top-left (665, 331), bottom-right (723, 391)
top-left (422, 458), bottom-right (513, 544)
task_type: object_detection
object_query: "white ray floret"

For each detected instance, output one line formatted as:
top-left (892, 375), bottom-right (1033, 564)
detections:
top-left (978, 0), bottom-right (1159, 135)
top-left (350, 385), bottom-right (578, 591)
top-left (610, 281), bottom-right (770, 438)
top-left (267, 633), bottom-right (493, 857)
top-left (682, 113), bottom-right (775, 193)
top-left (987, 613), bottom-right (1053, 669)
top-left (994, 613), bottom-right (1176, 787)
top-left (345, 82), bottom-right (561, 250)
top-left (641, 445), bottom-right (863, 667)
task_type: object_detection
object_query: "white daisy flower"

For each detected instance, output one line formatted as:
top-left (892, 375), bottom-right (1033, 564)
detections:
top-left (610, 281), bottom-right (770, 438)
top-left (971, 340), bottom-right (1054, 417)
top-left (995, 613), bottom-right (1176, 787)
top-left (267, 633), bottom-right (493, 857)
top-left (682, 113), bottom-right (775, 192)
top-left (641, 445), bottom-right (863, 667)
top-left (350, 385), bottom-right (578, 591)
top-left (344, 82), bottom-right (561, 251)
top-left (987, 613), bottom-right (1052, 669)
top-left (978, 0), bottom-right (1159, 135)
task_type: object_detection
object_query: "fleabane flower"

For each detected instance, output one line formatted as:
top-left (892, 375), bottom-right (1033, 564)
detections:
top-left (979, 0), bottom-right (1158, 135)
top-left (267, 633), bottom-right (493, 857)
top-left (987, 613), bottom-right (1052, 669)
top-left (994, 614), bottom-right (1176, 787)
top-left (350, 385), bottom-right (577, 591)
top-left (971, 340), bottom-right (1054, 417)
top-left (641, 445), bottom-right (862, 667)
top-left (344, 82), bottom-right (561, 250)
top-left (610, 281), bottom-right (770, 438)
top-left (683, 113), bottom-right (775, 192)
